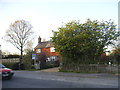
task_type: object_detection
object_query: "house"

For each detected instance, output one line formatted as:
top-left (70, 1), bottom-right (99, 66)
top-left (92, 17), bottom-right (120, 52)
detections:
top-left (34, 36), bottom-right (59, 62)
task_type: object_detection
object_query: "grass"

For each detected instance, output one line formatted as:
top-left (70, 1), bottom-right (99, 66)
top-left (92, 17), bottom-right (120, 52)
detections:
top-left (14, 69), bottom-right (40, 71)
top-left (59, 69), bottom-right (101, 74)
top-left (59, 69), bottom-right (119, 75)
top-left (26, 69), bottom-right (41, 71)
top-left (59, 68), bottom-right (107, 74)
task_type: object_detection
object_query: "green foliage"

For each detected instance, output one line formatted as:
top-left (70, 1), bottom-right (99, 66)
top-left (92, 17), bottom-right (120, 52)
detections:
top-left (2, 62), bottom-right (17, 69)
top-left (23, 50), bottom-right (33, 69)
top-left (109, 47), bottom-right (120, 64)
top-left (51, 19), bottom-right (120, 65)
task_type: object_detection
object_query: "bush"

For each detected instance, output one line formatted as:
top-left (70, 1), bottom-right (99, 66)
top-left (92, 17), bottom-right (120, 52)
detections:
top-left (2, 62), bottom-right (17, 69)
top-left (23, 52), bottom-right (32, 70)
top-left (12, 63), bottom-right (25, 70)
top-left (40, 62), bottom-right (47, 69)
top-left (47, 64), bottom-right (56, 68)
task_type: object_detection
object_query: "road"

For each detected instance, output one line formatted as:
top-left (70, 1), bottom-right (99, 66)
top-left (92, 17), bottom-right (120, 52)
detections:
top-left (2, 70), bottom-right (118, 88)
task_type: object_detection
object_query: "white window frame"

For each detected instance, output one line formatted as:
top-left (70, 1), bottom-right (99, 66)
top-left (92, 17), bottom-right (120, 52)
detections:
top-left (36, 49), bottom-right (41, 53)
top-left (50, 47), bottom-right (55, 52)
top-left (50, 56), bottom-right (56, 61)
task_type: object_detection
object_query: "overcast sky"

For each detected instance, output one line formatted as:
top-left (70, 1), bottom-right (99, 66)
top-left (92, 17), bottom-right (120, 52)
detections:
top-left (0, 0), bottom-right (119, 54)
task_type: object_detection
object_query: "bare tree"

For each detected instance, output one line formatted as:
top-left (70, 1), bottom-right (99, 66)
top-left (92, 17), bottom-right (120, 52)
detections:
top-left (5, 20), bottom-right (34, 64)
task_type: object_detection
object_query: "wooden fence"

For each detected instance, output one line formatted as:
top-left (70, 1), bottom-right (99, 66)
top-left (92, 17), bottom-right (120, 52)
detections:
top-left (60, 64), bottom-right (119, 73)
top-left (1, 58), bottom-right (20, 63)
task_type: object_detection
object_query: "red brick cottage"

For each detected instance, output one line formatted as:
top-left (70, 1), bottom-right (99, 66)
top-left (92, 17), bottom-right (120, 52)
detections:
top-left (34, 36), bottom-right (59, 62)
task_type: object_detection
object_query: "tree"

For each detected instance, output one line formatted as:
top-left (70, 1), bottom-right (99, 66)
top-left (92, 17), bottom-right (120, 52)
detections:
top-left (109, 46), bottom-right (120, 64)
top-left (5, 20), bottom-right (34, 64)
top-left (37, 52), bottom-right (48, 69)
top-left (51, 19), bottom-right (120, 66)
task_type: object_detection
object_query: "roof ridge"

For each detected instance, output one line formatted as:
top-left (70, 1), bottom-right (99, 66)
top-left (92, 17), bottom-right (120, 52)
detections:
top-left (34, 41), bottom-right (54, 49)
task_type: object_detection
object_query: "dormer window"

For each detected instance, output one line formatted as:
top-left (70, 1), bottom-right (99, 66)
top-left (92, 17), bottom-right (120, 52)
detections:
top-left (50, 47), bottom-right (55, 52)
top-left (36, 49), bottom-right (41, 53)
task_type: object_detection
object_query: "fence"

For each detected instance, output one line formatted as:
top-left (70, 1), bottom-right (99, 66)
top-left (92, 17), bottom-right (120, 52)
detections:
top-left (60, 64), bottom-right (119, 73)
top-left (2, 58), bottom-right (20, 63)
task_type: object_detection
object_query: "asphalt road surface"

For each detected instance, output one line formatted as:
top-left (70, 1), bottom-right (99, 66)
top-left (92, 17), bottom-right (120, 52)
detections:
top-left (2, 71), bottom-right (118, 88)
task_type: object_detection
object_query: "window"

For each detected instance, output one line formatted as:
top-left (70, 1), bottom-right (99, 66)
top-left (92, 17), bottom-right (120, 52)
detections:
top-left (50, 47), bottom-right (55, 52)
top-left (36, 49), bottom-right (41, 53)
top-left (50, 56), bottom-right (56, 61)
top-left (46, 57), bottom-right (50, 62)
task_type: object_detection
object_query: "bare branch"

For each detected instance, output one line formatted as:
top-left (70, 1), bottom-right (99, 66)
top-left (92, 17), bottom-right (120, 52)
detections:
top-left (5, 20), bottom-right (34, 63)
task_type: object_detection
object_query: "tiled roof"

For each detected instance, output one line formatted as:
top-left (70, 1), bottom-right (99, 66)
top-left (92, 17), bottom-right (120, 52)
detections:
top-left (34, 41), bottom-right (54, 49)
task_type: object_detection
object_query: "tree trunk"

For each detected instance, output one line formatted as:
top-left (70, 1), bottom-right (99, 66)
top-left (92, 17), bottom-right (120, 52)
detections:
top-left (19, 46), bottom-right (23, 70)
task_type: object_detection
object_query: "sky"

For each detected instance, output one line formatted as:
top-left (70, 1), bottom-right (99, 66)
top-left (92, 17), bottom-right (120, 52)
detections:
top-left (0, 0), bottom-right (119, 54)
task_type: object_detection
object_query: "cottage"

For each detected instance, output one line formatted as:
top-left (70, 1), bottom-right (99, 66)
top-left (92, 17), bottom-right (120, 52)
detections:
top-left (34, 36), bottom-right (59, 62)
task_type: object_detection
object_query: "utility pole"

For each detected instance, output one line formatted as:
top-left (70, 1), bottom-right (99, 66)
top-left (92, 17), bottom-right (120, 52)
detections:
top-left (0, 45), bottom-right (2, 66)
top-left (0, 45), bottom-right (2, 60)
top-left (0, 45), bottom-right (2, 90)
top-left (118, 2), bottom-right (120, 90)
top-left (118, 1), bottom-right (120, 48)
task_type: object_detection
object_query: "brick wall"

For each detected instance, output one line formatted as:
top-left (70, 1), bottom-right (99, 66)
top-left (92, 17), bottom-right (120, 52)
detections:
top-left (35, 47), bottom-right (59, 57)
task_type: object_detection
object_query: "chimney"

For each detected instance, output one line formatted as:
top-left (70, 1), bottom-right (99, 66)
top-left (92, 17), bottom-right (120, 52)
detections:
top-left (38, 36), bottom-right (41, 44)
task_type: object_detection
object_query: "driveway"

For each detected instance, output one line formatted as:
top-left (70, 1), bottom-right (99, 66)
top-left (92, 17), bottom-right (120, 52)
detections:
top-left (40, 67), bottom-right (59, 72)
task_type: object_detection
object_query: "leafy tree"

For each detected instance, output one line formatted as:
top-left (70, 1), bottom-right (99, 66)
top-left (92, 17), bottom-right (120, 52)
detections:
top-left (109, 46), bottom-right (120, 64)
top-left (51, 19), bottom-right (120, 66)
top-left (5, 20), bottom-right (34, 65)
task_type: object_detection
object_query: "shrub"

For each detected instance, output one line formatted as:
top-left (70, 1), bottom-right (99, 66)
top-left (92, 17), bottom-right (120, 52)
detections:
top-left (2, 62), bottom-right (17, 69)
top-left (12, 62), bottom-right (25, 70)
top-left (23, 51), bottom-right (33, 70)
